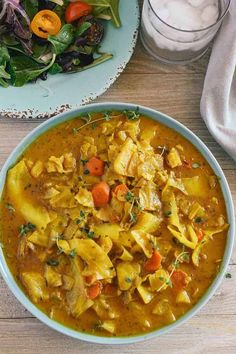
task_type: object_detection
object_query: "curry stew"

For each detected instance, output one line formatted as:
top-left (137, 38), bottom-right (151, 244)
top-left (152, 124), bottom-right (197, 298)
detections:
top-left (0, 111), bottom-right (228, 336)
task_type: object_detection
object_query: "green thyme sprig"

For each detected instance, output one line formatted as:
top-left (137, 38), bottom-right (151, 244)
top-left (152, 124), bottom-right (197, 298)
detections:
top-left (123, 107), bottom-right (140, 120)
top-left (5, 203), bottom-right (15, 213)
top-left (72, 109), bottom-right (141, 133)
top-left (19, 222), bottom-right (36, 236)
top-left (157, 251), bottom-right (189, 292)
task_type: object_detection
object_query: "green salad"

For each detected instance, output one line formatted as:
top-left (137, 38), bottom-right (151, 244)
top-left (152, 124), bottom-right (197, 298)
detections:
top-left (0, 0), bottom-right (121, 87)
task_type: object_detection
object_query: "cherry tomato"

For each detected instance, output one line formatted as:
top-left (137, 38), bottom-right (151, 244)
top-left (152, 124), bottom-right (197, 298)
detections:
top-left (31, 10), bottom-right (61, 39)
top-left (65, 1), bottom-right (92, 24)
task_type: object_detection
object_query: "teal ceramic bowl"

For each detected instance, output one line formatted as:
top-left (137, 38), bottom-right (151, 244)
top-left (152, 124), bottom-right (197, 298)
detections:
top-left (0, 103), bottom-right (234, 344)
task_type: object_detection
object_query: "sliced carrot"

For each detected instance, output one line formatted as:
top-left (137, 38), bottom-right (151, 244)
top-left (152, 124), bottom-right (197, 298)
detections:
top-left (113, 184), bottom-right (129, 201)
top-left (196, 228), bottom-right (204, 241)
top-left (87, 281), bottom-right (102, 300)
top-left (92, 181), bottom-right (110, 207)
top-left (171, 269), bottom-right (188, 290)
top-left (144, 250), bottom-right (162, 273)
top-left (85, 157), bottom-right (105, 176)
top-left (103, 283), bottom-right (116, 296)
top-left (84, 275), bottom-right (96, 285)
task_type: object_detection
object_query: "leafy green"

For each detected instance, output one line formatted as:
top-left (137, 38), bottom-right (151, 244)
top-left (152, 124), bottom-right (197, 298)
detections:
top-left (70, 53), bottom-right (113, 73)
top-left (21, 0), bottom-right (38, 20)
top-left (0, 44), bottom-right (10, 65)
top-left (8, 45), bottom-right (30, 56)
top-left (76, 22), bottom-right (92, 37)
top-left (109, 0), bottom-right (121, 27)
top-left (53, 0), bottom-right (70, 18)
top-left (71, 45), bottom-right (93, 56)
top-left (0, 43), bottom-right (10, 87)
top-left (0, 73), bottom-right (10, 88)
top-left (0, 0), bottom-right (120, 88)
top-left (49, 63), bottom-right (63, 75)
top-left (0, 66), bottom-right (10, 80)
top-left (48, 25), bottom-right (75, 55)
top-left (72, 58), bottom-right (80, 66)
top-left (9, 54), bottom-right (56, 87)
top-left (32, 43), bottom-right (50, 62)
top-left (85, 0), bottom-right (121, 28)
top-left (2, 34), bottom-right (19, 46)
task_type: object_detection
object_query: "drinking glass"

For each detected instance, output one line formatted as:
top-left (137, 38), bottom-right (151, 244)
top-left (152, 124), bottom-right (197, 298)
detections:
top-left (141, 0), bottom-right (231, 64)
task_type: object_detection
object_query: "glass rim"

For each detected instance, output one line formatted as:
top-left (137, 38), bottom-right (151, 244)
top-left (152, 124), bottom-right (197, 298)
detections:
top-left (147, 0), bottom-right (231, 33)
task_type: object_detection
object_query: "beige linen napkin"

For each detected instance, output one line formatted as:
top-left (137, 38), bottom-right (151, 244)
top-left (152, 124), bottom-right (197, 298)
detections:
top-left (201, 1), bottom-right (236, 162)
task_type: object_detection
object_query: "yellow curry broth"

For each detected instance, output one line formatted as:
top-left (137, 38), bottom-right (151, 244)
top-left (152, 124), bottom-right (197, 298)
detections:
top-left (0, 112), bottom-right (227, 336)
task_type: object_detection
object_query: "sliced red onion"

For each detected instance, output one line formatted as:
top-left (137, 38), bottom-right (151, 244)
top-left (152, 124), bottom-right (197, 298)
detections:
top-left (0, 0), bottom-right (30, 25)
top-left (0, 1), bottom-right (8, 20)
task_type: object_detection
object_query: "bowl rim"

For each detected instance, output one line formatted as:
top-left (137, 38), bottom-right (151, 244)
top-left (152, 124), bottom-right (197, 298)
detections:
top-left (0, 102), bottom-right (235, 344)
top-left (147, 0), bottom-right (231, 34)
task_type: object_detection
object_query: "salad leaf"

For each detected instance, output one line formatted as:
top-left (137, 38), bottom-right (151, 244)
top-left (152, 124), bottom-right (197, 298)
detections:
top-left (69, 52), bottom-right (113, 73)
top-left (49, 63), bottom-right (63, 75)
top-left (9, 54), bottom-right (56, 87)
top-left (0, 78), bottom-right (8, 88)
top-left (85, 0), bottom-right (121, 28)
top-left (21, 0), bottom-right (38, 20)
top-left (8, 44), bottom-right (35, 61)
top-left (0, 0), bottom-right (30, 24)
top-left (0, 66), bottom-right (10, 79)
top-left (0, 0), bottom-right (121, 87)
top-left (75, 45), bottom-right (94, 55)
top-left (0, 43), bottom-right (10, 65)
top-left (48, 24), bottom-right (75, 55)
top-left (53, 0), bottom-right (70, 18)
top-left (0, 67), bottom-right (11, 87)
top-left (2, 0), bottom-right (33, 54)
top-left (76, 22), bottom-right (92, 37)
top-left (1, 33), bottom-right (19, 46)
top-left (0, 24), bottom-right (8, 36)
top-left (0, 43), bottom-right (10, 87)
top-left (109, 0), bottom-right (121, 28)
top-left (33, 43), bottom-right (48, 58)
